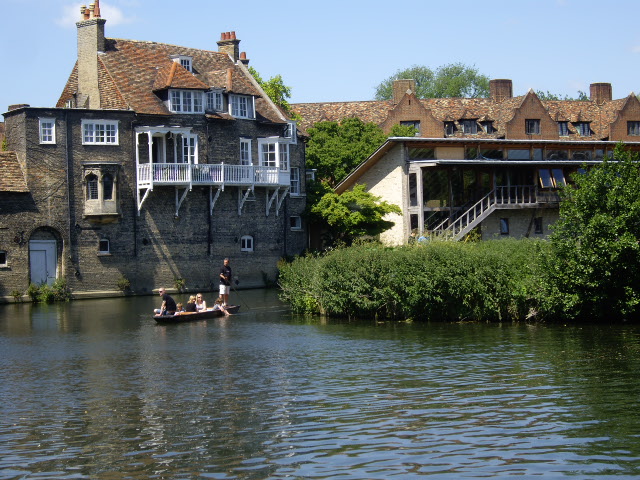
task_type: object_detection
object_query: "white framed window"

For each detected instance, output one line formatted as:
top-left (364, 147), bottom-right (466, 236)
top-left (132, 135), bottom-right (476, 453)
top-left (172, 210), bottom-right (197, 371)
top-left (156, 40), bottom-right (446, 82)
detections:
top-left (240, 138), bottom-right (252, 165)
top-left (82, 120), bottom-right (118, 145)
top-left (290, 167), bottom-right (300, 195)
top-left (279, 143), bottom-right (289, 171)
top-left (290, 216), bottom-right (302, 231)
top-left (240, 235), bottom-right (254, 252)
top-left (182, 134), bottom-right (198, 164)
top-left (39, 118), bottom-right (56, 144)
top-left (284, 120), bottom-right (297, 144)
top-left (98, 238), bottom-right (110, 254)
top-left (306, 169), bottom-right (316, 182)
top-left (169, 89), bottom-right (204, 113)
top-left (206, 90), bottom-right (224, 111)
top-left (259, 140), bottom-right (277, 167)
top-left (173, 55), bottom-right (193, 72)
top-left (0, 250), bottom-right (7, 267)
top-left (258, 139), bottom-right (289, 170)
top-left (230, 94), bottom-right (255, 119)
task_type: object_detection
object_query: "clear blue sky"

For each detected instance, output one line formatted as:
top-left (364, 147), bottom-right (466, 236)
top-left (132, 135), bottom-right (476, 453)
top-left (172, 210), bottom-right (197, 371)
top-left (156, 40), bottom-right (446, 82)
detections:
top-left (1, 0), bottom-right (639, 113)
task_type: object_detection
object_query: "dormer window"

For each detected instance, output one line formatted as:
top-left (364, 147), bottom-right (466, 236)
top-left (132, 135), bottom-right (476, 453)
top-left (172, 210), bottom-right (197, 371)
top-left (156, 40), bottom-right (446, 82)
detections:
top-left (481, 121), bottom-right (494, 133)
top-left (230, 94), bottom-right (255, 119)
top-left (206, 90), bottom-right (224, 112)
top-left (284, 120), bottom-right (297, 144)
top-left (169, 89), bottom-right (204, 113)
top-left (461, 120), bottom-right (478, 134)
top-left (574, 122), bottom-right (591, 137)
top-left (444, 122), bottom-right (456, 136)
top-left (172, 55), bottom-right (193, 72)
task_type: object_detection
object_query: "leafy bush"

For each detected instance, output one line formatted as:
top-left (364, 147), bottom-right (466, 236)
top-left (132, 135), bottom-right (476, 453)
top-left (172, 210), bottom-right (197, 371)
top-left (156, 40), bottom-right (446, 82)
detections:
top-left (11, 289), bottom-right (23, 302)
top-left (117, 276), bottom-right (131, 292)
top-left (278, 239), bottom-right (550, 321)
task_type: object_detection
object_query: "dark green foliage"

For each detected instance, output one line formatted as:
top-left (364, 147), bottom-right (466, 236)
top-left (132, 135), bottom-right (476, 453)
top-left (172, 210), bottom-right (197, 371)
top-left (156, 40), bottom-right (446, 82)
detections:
top-left (279, 239), bottom-right (549, 321)
top-left (306, 118), bottom-right (387, 187)
top-left (311, 184), bottom-right (402, 246)
top-left (547, 145), bottom-right (640, 320)
top-left (374, 63), bottom-right (490, 100)
top-left (248, 67), bottom-right (299, 120)
top-left (26, 279), bottom-right (71, 303)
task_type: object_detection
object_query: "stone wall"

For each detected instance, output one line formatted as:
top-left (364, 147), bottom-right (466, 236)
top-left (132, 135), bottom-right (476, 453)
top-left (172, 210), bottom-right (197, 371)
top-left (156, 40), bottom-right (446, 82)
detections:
top-left (0, 107), bottom-right (306, 300)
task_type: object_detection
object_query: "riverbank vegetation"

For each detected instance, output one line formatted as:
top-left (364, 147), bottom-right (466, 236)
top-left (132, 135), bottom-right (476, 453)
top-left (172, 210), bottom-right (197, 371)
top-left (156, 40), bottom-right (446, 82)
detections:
top-left (280, 145), bottom-right (640, 323)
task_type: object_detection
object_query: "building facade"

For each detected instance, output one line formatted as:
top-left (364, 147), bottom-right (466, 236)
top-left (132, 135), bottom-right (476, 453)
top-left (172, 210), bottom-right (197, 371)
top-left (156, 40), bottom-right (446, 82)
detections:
top-left (0, 2), bottom-right (306, 300)
top-left (293, 80), bottom-right (640, 244)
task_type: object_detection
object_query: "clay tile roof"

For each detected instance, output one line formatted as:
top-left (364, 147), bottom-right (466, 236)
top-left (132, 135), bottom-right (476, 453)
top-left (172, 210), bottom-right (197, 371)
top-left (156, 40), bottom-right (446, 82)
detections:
top-left (153, 61), bottom-right (209, 91)
top-left (0, 152), bottom-right (29, 192)
top-left (293, 100), bottom-right (393, 133)
top-left (57, 38), bottom-right (267, 117)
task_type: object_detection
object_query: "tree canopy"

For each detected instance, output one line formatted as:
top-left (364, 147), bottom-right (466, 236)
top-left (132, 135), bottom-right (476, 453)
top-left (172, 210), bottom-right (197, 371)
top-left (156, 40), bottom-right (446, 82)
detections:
top-left (311, 184), bottom-right (401, 245)
top-left (374, 63), bottom-right (490, 100)
top-left (547, 144), bottom-right (640, 320)
top-left (306, 117), bottom-right (387, 187)
top-left (536, 90), bottom-right (589, 101)
top-left (248, 67), bottom-right (299, 119)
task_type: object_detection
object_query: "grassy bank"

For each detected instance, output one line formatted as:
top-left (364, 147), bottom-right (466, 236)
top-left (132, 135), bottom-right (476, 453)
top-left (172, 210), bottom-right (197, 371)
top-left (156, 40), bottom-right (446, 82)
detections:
top-left (278, 239), bottom-right (552, 322)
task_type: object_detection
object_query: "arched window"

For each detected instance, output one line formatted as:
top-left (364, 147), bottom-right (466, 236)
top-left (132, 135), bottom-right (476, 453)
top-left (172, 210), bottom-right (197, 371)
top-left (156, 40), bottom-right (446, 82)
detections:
top-left (86, 174), bottom-right (99, 200)
top-left (240, 235), bottom-right (254, 252)
top-left (103, 174), bottom-right (114, 200)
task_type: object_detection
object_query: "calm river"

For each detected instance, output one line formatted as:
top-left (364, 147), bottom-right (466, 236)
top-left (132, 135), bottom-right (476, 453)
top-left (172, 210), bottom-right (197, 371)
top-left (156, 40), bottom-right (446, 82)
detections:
top-left (1, 289), bottom-right (640, 479)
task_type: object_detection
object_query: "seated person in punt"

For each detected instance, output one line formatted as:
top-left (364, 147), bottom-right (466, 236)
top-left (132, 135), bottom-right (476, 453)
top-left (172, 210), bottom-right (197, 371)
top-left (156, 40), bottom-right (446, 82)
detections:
top-left (212, 296), bottom-right (230, 316)
top-left (183, 295), bottom-right (198, 313)
top-left (195, 293), bottom-right (207, 311)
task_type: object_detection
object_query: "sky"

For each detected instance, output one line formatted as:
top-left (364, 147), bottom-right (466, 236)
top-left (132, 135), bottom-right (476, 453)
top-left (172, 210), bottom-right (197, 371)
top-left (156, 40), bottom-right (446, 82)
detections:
top-left (1, 0), bottom-right (639, 113)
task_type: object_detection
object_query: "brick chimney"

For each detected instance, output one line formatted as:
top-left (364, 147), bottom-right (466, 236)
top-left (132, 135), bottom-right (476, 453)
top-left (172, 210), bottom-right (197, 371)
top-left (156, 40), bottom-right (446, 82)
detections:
top-left (490, 79), bottom-right (513, 103)
top-left (392, 79), bottom-right (416, 104)
top-left (76, 0), bottom-right (105, 108)
top-left (239, 51), bottom-right (250, 66)
top-left (590, 83), bottom-right (612, 104)
top-left (217, 31), bottom-right (240, 62)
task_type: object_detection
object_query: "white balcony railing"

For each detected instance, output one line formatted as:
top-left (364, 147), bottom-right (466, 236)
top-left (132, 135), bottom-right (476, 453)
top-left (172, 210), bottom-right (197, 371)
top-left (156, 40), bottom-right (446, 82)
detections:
top-left (137, 163), bottom-right (290, 188)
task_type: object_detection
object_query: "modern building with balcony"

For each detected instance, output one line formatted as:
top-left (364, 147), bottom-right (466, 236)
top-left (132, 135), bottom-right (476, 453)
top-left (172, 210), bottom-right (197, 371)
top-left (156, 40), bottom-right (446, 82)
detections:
top-left (0, 1), bottom-right (306, 298)
top-left (293, 79), bottom-right (640, 244)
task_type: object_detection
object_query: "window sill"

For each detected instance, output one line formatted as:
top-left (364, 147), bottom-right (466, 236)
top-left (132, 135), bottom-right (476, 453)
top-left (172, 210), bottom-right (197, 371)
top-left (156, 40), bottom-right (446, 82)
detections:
top-left (97, 252), bottom-right (112, 257)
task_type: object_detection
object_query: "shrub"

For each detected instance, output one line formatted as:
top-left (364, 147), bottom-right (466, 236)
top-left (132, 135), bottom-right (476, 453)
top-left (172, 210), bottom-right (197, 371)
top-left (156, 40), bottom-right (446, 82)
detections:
top-left (278, 239), bottom-right (550, 321)
top-left (11, 289), bottom-right (23, 302)
top-left (117, 276), bottom-right (131, 292)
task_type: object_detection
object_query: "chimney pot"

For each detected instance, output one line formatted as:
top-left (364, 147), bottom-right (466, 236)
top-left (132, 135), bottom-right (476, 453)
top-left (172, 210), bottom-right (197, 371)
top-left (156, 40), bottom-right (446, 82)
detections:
top-left (590, 83), bottom-right (612, 104)
top-left (231, 31), bottom-right (236, 39)
top-left (490, 79), bottom-right (513, 102)
top-left (240, 52), bottom-right (246, 59)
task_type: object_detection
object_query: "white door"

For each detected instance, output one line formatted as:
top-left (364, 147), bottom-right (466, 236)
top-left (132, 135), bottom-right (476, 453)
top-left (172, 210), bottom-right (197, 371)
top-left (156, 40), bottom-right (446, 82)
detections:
top-left (29, 240), bottom-right (57, 285)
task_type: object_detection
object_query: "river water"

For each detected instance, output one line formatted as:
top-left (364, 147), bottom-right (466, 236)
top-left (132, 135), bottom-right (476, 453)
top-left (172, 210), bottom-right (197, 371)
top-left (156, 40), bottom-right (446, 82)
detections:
top-left (1, 289), bottom-right (640, 479)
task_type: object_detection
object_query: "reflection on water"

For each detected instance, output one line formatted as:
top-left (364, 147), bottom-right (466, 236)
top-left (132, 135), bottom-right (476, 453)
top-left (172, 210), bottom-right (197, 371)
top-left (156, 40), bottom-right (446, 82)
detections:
top-left (1, 290), bottom-right (640, 479)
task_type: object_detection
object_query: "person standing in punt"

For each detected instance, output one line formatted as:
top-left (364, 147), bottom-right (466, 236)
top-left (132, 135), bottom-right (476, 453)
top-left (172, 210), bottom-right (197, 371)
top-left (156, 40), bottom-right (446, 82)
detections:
top-left (219, 257), bottom-right (232, 306)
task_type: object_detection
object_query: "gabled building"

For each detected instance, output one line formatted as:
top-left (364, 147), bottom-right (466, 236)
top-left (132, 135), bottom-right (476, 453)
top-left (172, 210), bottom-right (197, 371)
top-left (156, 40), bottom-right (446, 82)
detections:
top-left (293, 79), bottom-right (640, 244)
top-left (1, 1), bottom-right (306, 299)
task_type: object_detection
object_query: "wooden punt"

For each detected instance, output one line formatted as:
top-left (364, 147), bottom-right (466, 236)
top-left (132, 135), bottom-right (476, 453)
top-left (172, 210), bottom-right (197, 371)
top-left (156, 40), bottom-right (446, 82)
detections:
top-left (153, 305), bottom-right (240, 323)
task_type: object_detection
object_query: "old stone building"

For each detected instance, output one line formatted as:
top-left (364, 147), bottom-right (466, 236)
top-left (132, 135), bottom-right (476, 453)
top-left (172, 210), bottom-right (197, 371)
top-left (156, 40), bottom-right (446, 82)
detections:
top-left (0, 2), bottom-right (306, 300)
top-left (293, 80), bottom-right (640, 244)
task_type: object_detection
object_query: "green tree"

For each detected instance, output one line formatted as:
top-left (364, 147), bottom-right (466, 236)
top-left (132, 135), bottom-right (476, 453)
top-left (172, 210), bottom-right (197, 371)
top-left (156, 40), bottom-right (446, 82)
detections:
top-left (374, 63), bottom-right (490, 100)
top-left (248, 67), bottom-right (299, 119)
top-left (306, 117), bottom-right (387, 187)
top-left (547, 144), bottom-right (640, 320)
top-left (311, 184), bottom-right (401, 245)
top-left (536, 90), bottom-right (589, 101)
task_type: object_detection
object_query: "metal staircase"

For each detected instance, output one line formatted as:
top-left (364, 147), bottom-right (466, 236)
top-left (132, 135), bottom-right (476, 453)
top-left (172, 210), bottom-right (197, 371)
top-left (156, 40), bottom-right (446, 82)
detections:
top-left (430, 186), bottom-right (539, 240)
